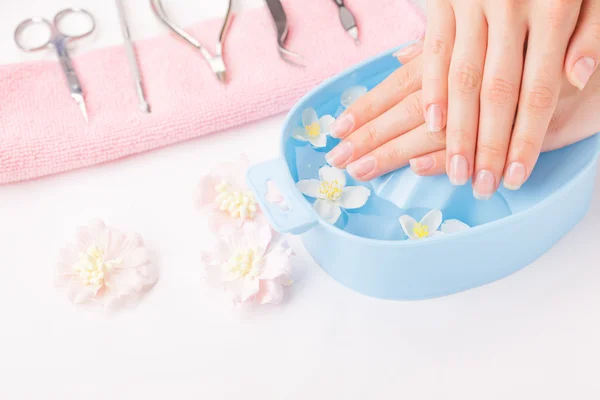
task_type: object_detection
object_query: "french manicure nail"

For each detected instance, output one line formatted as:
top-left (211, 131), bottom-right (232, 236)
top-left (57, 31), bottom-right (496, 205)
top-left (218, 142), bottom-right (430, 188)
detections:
top-left (449, 154), bottom-right (469, 186)
top-left (347, 156), bottom-right (376, 179)
top-left (410, 155), bottom-right (435, 173)
top-left (426, 104), bottom-right (443, 132)
top-left (392, 40), bottom-right (422, 58)
top-left (330, 114), bottom-right (355, 138)
top-left (571, 56), bottom-right (596, 90)
top-left (325, 142), bottom-right (352, 167)
top-left (503, 162), bottom-right (526, 191)
top-left (473, 169), bottom-right (496, 200)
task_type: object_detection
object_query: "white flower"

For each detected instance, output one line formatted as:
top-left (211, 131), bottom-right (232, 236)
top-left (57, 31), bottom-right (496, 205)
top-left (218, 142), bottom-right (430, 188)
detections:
top-left (341, 85), bottom-right (367, 108)
top-left (292, 108), bottom-right (335, 148)
top-left (296, 166), bottom-right (370, 224)
top-left (399, 209), bottom-right (470, 240)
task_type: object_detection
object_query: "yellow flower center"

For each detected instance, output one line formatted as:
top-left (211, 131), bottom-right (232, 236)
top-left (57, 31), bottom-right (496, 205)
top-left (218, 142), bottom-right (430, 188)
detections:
top-left (214, 180), bottom-right (258, 220)
top-left (413, 223), bottom-right (430, 239)
top-left (224, 248), bottom-right (262, 279)
top-left (305, 122), bottom-right (321, 138)
top-left (73, 245), bottom-right (121, 287)
top-left (319, 179), bottom-right (343, 201)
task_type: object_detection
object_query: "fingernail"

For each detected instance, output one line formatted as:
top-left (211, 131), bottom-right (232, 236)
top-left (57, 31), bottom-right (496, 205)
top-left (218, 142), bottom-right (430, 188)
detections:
top-left (330, 114), bottom-right (355, 138)
top-left (325, 142), bottom-right (352, 167)
top-left (347, 156), bottom-right (376, 179)
top-left (571, 56), bottom-right (596, 90)
top-left (426, 104), bottom-right (443, 132)
top-left (410, 155), bottom-right (435, 173)
top-left (503, 162), bottom-right (526, 191)
top-left (392, 40), bottom-right (423, 58)
top-left (473, 169), bottom-right (496, 200)
top-left (448, 154), bottom-right (469, 186)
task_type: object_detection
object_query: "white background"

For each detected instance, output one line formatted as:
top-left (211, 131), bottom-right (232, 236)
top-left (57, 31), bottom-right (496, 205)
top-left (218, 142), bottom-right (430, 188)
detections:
top-left (2, 1), bottom-right (600, 399)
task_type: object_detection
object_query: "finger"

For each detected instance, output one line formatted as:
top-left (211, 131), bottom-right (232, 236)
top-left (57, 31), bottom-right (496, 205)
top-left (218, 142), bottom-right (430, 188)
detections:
top-left (346, 124), bottom-right (446, 181)
top-left (503, 1), bottom-right (582, 192)
top-left (410, 150), bottom-right (447, 176)
top-left (472, 4), bottom-right (527, 199)
top-left (565, 0), bottom-right (600, 90)
top-left (326, 91), bottom-right (424, 168)
top-left (392, 38), bottom-right (424, 64)
top-left (445, 2), bottom-right (487, 187)
top-left (422, 0), bottom-right (455, 133)
top-left (330, 54), bottom-right (423, 139)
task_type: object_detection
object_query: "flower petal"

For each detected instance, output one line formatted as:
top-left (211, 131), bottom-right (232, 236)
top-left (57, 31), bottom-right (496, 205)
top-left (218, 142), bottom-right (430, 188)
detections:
top-left (256, 280), bottom-right (284, 305)
top-left (314, 199), bottom-right (342, 224)
top-left (301, 108), bottom-right (319, 126)
top-left (318, 115), bottom-right (336, 134)
top-left (260, 245), bottom-right (293, 280)
top-left (194, 173), bottom-right (220, 208)
top-left (226, 278), bottom-right (260, 303)
top-left (296, 179), bottom-right (324, 199)
top-left (337, 186), bottom-right (370, 209)
top-left (420, 209), bottom-right (443, 232)
top-left (292, 127), bottom-right (310, 142)
top-left (440, 219), bottom-right (470, 234)
top-left (318, 166), bottom-right (346, 187)
top-left (341, 86), bottom-right (367, 108)
top-left (308, 133), bottom-right (328, 148)
top-left (399, 215), bottom-right (418, 239)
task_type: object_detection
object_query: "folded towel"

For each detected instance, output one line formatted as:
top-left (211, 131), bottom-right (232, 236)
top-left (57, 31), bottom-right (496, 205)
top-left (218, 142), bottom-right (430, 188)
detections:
top-left (0, 0), bottom-right (425, 185)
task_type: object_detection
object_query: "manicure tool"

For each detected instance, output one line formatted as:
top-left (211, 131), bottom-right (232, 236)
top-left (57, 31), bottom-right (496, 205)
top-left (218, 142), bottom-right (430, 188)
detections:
top-left (265, 0), bottom-right (304, 66)
top-left (332, 0), bottom-right (359, 44)
top-left (116, 0), bottom-right (150, 113)
top-left (14, 8), bottom-right (95, 123)
top-left (150, 0), bottom-right (233, 82)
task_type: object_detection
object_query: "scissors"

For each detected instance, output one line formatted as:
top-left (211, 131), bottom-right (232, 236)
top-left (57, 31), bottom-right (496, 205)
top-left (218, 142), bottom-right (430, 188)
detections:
top-left (151, 0), bottom-right (232, 82)
top-left (332, 0), bottom-right (359, 44)
top-left (14, 8), bottom-right (95, 123)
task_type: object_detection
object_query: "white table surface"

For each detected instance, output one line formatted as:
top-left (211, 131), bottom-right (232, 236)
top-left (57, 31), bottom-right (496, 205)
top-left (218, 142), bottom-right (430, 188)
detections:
top-left (2, 1), bottom-right (600, 399)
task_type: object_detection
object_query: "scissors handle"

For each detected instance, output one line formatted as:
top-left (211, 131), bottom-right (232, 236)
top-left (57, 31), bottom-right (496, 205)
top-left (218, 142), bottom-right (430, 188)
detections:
top-left (53, 8), bottom-right (95, 41)
top-left (14, 17), bottom-right (55, 51)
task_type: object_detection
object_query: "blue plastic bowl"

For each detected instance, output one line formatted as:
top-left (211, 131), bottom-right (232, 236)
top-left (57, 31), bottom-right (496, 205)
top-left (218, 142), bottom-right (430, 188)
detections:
top-left (247, 45), bottom-right (600, 300)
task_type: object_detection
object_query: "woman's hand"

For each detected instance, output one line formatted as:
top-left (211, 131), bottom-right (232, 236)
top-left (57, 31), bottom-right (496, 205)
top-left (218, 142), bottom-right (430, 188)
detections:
top-left (327, 0), bottom-right (600, 198)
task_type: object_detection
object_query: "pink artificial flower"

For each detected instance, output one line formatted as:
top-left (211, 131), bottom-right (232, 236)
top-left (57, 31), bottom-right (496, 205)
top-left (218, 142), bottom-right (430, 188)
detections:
top-left (201, 221), bottom-right (293, 305)
top-left (195, 154), bottom-right (266, 230)
top-left (55, 220), bottom-right (158, 308)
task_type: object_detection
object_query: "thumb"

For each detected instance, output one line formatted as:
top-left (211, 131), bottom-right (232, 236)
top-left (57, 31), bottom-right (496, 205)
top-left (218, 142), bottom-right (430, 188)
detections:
top-left (565, 1), bottom-right (600, 90)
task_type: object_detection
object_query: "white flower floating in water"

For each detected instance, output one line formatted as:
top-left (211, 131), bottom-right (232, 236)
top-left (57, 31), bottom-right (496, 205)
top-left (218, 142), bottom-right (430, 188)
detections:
top-left (399, 209), bottom-right (470, 240)
top-left (55, 220), bottom-right (158, 308)
top-left (341, 85), bottom-right (367, 108)
top-left (201, 222), bottom-right (293, 305)
top-left (296, 166), bottom-right (370, 224)
top-left (292, 107), bottom-right (335, 148)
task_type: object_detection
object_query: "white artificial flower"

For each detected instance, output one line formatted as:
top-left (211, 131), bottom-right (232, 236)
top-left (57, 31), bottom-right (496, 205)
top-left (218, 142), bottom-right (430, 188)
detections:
top-left (292, 108), bottom-right (335, 148)
top-left (296, 166), bottom-right (370, 224)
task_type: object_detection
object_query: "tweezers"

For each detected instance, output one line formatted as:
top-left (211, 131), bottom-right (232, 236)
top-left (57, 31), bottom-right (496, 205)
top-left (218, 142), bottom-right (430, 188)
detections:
top-left (265, 0), bottom-right (304, 66)
top-left (150, 0), bottom-right (233, 82)
top-left (332, 0), bottom-right (359, 44)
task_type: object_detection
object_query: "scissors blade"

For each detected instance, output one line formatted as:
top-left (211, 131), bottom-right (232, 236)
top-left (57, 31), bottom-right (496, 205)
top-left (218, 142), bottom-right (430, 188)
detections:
top-left (72, 93), bottom-right (89, 123)
top-left (338, 5), bottom-right (359, 44)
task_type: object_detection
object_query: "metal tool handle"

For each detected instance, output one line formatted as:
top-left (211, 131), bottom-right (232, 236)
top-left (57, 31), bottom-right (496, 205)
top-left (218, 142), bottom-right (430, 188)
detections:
top-left (116, 0), bottom-right (150, 112)
top-left (53, 8), bottom-right (95, 41)
top-left (265, 0), bottom-right (304, 66)
top-left (333, 0), bottom-right (345, 6)
top-left (14, 17), bottom-right (55, 51)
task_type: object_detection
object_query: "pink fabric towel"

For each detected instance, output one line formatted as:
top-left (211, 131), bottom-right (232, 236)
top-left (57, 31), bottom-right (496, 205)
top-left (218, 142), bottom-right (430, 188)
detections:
top-left (0, 0), bottom-right (425, 185)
